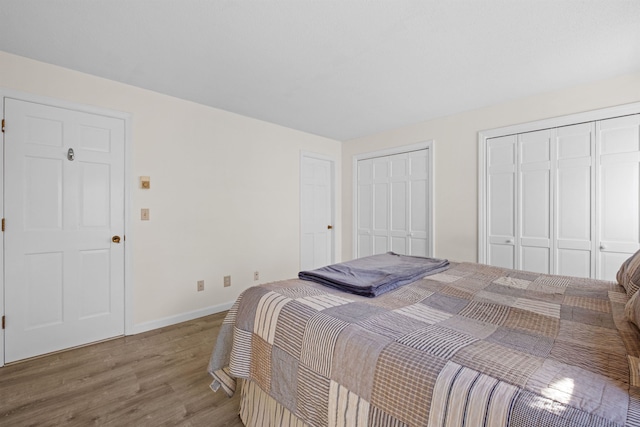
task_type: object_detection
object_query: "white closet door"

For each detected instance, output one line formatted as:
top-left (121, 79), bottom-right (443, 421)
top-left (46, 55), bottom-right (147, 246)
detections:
top-left (356, 148), bottom-right (430, 258)
top-left (518, 130), bottom-right (553, 274)
top-left (390, 153), bottom-right (410, 254)
top-left (372, 157), bottom-right (392, 254)
top-left (356, 157), bottom-right (391, 257)
top-left (487, 135), bottom-right (517, 269)
top-left (356, 158), bottom-right (374, 257)
top-left (407, 150), bottom-right (430, 256)
top-left (555, 123), bottom-right (595, 278)
top-left (596, 114), bottom-right (640, 281)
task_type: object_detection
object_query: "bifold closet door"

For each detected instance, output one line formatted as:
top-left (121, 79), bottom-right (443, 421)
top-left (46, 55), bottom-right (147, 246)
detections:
top-left (555, 123), bottom-right (595, 278)
top-left (357, 156), bottom-right (390, 257)
top-left (487, 135), bottom-right (517, 269)
top-left (487, 130), bottom-right (554, 274)
top-left (518, 130), bottom-right (553, 274)
top-left (356, 150), bottom-right (430, 258)
top-left (597, 114), bottom-right (640, 280)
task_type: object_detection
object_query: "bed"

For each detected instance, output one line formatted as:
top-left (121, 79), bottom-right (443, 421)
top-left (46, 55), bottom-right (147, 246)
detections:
top-left (209, 252), bottom-right (640, 427)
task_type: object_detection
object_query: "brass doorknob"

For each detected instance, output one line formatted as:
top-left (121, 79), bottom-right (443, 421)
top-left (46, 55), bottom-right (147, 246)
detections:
top-left (112, 235), bottom-right (121, 243)
top-left (327, 225), bottom-right (333, 230)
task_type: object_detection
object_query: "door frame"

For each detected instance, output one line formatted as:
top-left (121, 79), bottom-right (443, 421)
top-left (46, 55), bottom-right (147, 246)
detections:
top-left (300, 151), bottom-right (336, 269)
top-left (352, 140), bottom-right (435, 259)
top-left (477, 101), bottom-right (640, 265)
top-left (0, 89), bottom-right (134, 367)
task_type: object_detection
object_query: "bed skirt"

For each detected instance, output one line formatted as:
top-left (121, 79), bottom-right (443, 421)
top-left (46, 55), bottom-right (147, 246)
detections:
top-left (239, 380), bottom-right (307, 427)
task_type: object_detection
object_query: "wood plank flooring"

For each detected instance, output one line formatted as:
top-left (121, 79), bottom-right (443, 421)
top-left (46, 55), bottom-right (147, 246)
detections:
top-left (0, 312), bottom-right (243, 426)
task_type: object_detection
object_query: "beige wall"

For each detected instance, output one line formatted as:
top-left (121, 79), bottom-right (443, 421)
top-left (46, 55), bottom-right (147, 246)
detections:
top-left (342, 72), bottom-right (640, 263)
top-left (3, 49), bottom-right (640, 331)
top-left (0, 51), bottom-right (341, 329)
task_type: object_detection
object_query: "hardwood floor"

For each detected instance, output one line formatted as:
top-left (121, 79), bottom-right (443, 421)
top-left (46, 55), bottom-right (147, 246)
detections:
top-left (0, 312), bottom-right (243, 426)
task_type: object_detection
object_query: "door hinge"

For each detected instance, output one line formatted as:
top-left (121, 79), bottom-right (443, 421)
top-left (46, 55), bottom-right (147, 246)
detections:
top-left (2, 316), bottom-right (4, 330)
top-left (1, 218), bottom-right (4, 232)
top-left (1, 119), bottom-right (4, 133)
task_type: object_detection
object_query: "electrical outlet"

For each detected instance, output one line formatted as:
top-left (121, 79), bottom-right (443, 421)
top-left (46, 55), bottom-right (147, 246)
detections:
top-left (254, 271), bottom-right (259, 281)
top-left (197, 280), bottom-right (204, 292)
top-left (141, 208), bottom-right (150, 221)
top-left (224, 275), bottom-right (231, 287)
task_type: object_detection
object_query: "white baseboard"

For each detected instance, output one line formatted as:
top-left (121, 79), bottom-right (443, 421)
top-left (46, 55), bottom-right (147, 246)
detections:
top-left (130, 301), bottom-right (235, 335)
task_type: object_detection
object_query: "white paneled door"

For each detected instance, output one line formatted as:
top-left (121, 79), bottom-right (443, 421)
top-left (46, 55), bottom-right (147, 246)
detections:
top-left (300, 154), bottom-right (334, 270)
top-left (518, 129), bottom-right (553, 274)
top-left (4, 98), bottom-right (125, 363)
top-left (596, 115), bottom-right (640, 280)
top-left (356, 148), bottom-right (431, 258)
top-left (487, 135), bottom-right (517, 269)
top-left (555, 122), bottom-right (595, 278)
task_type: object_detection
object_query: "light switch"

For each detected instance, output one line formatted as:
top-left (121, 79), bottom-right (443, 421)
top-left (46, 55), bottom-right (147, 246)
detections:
top-left (141, 208), bottom-right (150, 221)
top-left (140, 176), bottom-right (150, 189)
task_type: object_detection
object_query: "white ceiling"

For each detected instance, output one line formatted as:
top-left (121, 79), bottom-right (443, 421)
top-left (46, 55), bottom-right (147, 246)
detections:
top-left (1, 1), bottom-right (639, 140)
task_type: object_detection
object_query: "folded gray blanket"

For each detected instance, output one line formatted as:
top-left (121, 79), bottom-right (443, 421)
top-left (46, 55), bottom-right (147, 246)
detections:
top-left (298, 252), bottom-right (449, 297)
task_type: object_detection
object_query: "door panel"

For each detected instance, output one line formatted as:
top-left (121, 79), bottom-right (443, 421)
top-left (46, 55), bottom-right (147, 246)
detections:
top-left (79, 249), bottom-right (111, 318)
top-left (521, 246), bottom-right (550, 274)
top-left (4, 98), bottom-right (125, 362)
top-left (489, 244), bottom-right (515, 269)
top-left (557, 249), bottom-right (591, 278)
top-left (25, 156), bottom-right (63, 229)
top-left (80, 162), bottom-right (111, 227)
top-left (26, 252), bottom-right (64, 328)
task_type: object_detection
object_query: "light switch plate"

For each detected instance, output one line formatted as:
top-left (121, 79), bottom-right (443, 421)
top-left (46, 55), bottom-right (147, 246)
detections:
top-left (141, 208), bottom-right (150, 221)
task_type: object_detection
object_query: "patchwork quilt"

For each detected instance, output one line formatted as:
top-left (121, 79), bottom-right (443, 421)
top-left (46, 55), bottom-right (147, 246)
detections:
top-left (208, 262), bottom-right (640, 427)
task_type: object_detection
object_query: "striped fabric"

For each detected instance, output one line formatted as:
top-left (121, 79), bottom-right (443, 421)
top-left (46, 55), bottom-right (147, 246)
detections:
top-left (618, 250), bottom-right (640, 297)
top-left (254, 291), bottom-right (291, 344)
top-left (428, 361), bottom-right (519, 427)
top-left (328, 381), bottom-right (370, 427)
top-left (394, 303), bottom-right (452, 324)
top-left (397, 325), bottom-right (477, 359)
top-left (300, 313), bottom-right (349, 377)
top-left (209, 261), bottom-right (640, 427)
top-left (240, 380), bottom-right (307, 427)
top-left (228, 327), bottom-right (252, 378)
top-left (297, 294), bottom-right (353, 311)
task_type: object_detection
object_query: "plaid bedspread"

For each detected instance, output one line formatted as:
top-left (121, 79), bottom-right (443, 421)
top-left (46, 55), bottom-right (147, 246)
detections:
top-left (208, 262), bottom-right (640, 427)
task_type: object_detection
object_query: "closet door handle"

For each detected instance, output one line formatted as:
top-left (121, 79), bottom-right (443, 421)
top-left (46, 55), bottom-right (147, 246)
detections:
top-left (600, 244), bottom-right (607, 250)
top-left (506, 239), bottom-right (514, 244)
